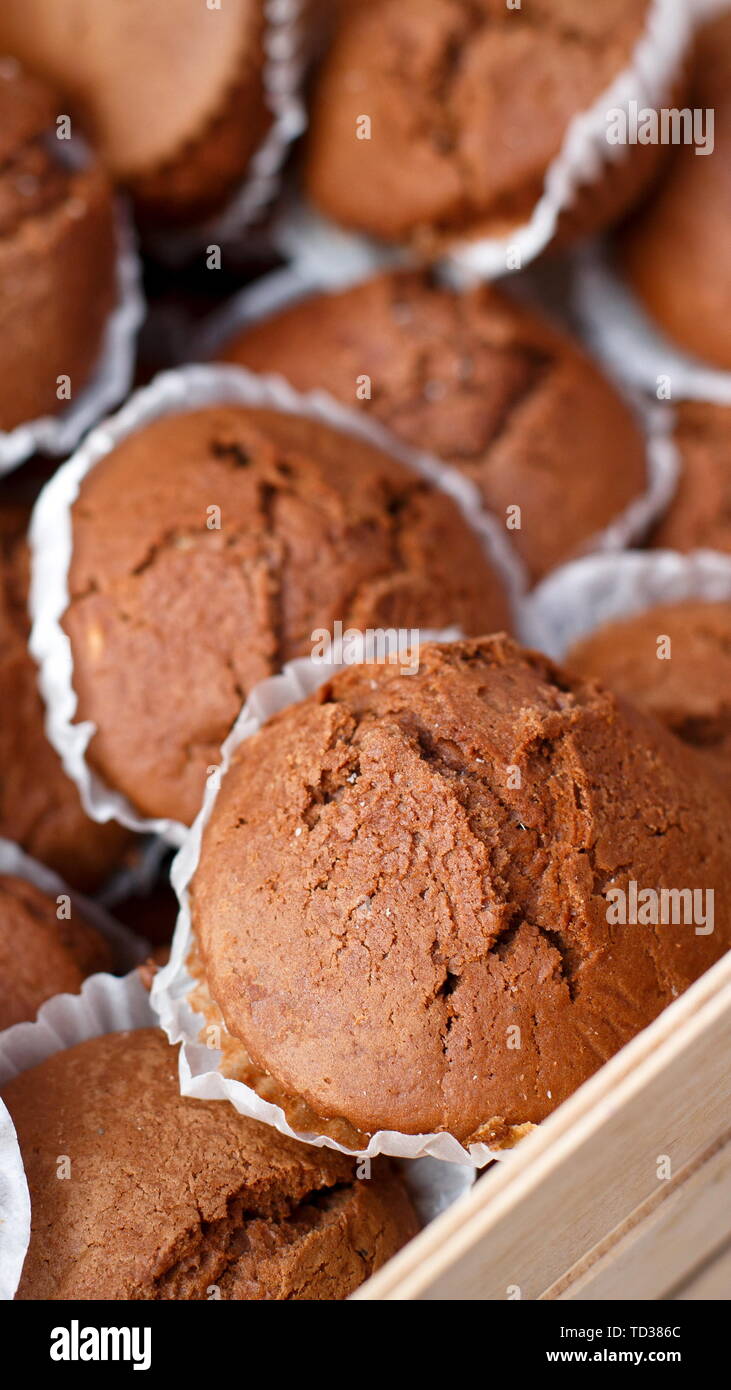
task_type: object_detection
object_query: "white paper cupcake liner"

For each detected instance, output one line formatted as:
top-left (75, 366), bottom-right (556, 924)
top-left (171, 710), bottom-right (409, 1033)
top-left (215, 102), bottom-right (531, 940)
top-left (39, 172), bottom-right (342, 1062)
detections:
top-left (272, 0), bottom-right (693, 289)
top-left (29, 361), bottom-right (524, 844)
top-left (0, 968), bottom-right (153, 1087)
top-left (573, 244), bottom-right (731, 407)
top-left (0, 1102), bottom-right (28, 1302)
top-left (575, 391), bottom-right (679, 559)
top-left (522, 548), bottom-right (731, 660)
top-left (0, 968), bottom-right (474, 1299)
top-left (145, 0), bottom-right (309, 265)
top-left (0, 836), bottom-right (148, 972)
top-left (151, 648), bottom-right (508, 1167)
top-left (0, 202), bottom-right (144, 475)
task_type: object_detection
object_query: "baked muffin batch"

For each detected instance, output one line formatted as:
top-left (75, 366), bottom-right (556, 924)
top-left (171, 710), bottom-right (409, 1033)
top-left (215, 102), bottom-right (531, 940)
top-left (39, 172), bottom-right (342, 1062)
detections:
top-left (1, 0), bottom-right (731, 1301)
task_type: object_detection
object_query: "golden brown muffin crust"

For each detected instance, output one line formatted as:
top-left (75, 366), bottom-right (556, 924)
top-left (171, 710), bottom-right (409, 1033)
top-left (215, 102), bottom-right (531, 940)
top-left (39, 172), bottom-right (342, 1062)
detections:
top-left (222, 271), bottom-right (648, 583)
top-left (0, 873), bottom-right (112, 1029)
top-left (567, 599), bottom-right (731, 787)
top-left (4, 1029), bottom-right (419, 1300)
top-left (0, 0), bottom-right (270, 225)
top-left (192, 636), bottom-right (731, 1141)
top-left (0, 59), bottom-right (117, 431)
top-left (63, 405), bottom-right (511, 825)
top-left (306, 0), bottom-right (659, 248)
top-left (649, 402), bottom-right (731, 555)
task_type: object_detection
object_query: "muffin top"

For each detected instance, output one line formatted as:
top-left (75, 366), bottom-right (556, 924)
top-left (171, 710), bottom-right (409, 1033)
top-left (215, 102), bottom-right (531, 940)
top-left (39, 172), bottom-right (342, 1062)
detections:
top-left (620, 12), bottom-right (731, 370)
top-left (222, 270), bottom-right (648, 583)
top-left (0, 872), bottom-right (112, 1030)
top-left (62, 405), bottom-right (511, 825)
top-left (4, 1028), bottom-right (418, 1300)
top-left (0, 0), bottom-right (265, 181)
top-left (192, 636), bottom-right (731, 1144)
top-left (649, 402), bottom-right (731, 554)
top-left (567, 600), bottom-right (731, 786)
top-left (0, 509), bottom-right (130, 889)
top-left (306, 0), bottom-right (651, 246)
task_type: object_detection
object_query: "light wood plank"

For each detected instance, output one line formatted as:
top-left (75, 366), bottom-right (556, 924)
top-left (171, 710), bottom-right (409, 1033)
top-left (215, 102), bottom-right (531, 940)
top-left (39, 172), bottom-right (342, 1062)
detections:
top-left (547, 1133), bottom-right (731, 1300)
top-left (673, 1243), bottom-right (731, 1300)
top-left (356, 951), bottom-right (731, 1300)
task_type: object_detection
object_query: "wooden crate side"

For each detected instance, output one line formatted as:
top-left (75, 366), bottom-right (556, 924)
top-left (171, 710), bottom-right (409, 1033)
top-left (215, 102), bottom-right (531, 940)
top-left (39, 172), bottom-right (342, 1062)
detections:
top-left (549, 1132), bottom-right (731, 1300)
top-left (672, 1242), bottom-right (731, 1300)
top-left (356, 951), bottom-right (731, 1301)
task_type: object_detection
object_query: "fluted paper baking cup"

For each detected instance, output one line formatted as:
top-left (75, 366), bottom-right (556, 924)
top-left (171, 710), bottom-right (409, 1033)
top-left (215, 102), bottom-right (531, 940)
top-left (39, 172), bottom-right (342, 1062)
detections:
top-left (0, 968), bottom-right (474, 1298)
top-left (576, 392), bottom-right (678, 558)
top-left (0, 1101), bottom-right (28, 1301)
top-left (522, 548), bottom-right (731, 659)
top-left (273, 0), bottom-right (693, 288)
top-left (0, 837), bottom-right (148, 972)
top-left (575, 244), bottom-right (731, 405)
top-left (0, 204), bottom-right (144, 475)
top-left (151, 648), bottom-right (511, 1167)
top-left (573, 244), bottom-right (731, 407)
top-left (29, 361), bottom-right (524, 844)
top-left (0, 970), bottom-right (153, 1088)
top-left (145, 0), bottom-right (308, 265)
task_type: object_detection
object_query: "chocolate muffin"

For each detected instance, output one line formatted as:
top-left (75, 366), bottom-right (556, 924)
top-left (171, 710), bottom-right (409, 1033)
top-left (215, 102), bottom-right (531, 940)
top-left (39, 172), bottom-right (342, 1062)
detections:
top-left (0, 0), bottom-right (270, 226)
top-left (567, 600), bottom-right (731, 789)
top-left (221, 271), bottom-right (649, 583)
top-left (0, 508), bottom-right (131, 890)
top-left (620, 12), bottom-right (731, 370)
top-left (0, 872), bottom-right (112, 1030)
top-left (306, 0), bottom-right (668, 252)
top-left (61, 405), bottom-right (512, 826)
top-left (190, 636), bottom-right (731, 1146)
top-left (0, 58), bottom-right (117, 432)
top-left (649, 402), bottom-right (731, 554)
top-left (4, 1029), bottom-right (419, 1300)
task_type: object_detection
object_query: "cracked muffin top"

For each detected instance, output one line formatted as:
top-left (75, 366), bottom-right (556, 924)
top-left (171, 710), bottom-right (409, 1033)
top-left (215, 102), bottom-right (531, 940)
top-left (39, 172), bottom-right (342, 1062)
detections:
top-left (5, 1028), bottom-right (419, 1300)
top-left (62, 405), bottom-right (511, 826)
top-left (222, 270), bottom-right (648, 584)
top-left (0, 508), bottom-right (131, 889)
top-left (191, 636), bottom-right (731, 1144)
top-left (0, 872), bottom-right (112, 1030)
top-left (306, 0), bottom-right (658, 250)
top-left (648, 402), bottom-right (731, 555)
top-left (567, 600), bottom-right (731, 792)
top-left (0, 57), bottom-right (116, 430)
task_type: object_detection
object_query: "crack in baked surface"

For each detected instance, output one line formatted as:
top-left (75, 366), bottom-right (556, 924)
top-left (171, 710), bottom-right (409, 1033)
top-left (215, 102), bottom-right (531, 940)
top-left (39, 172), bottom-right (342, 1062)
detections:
top-left (191, 636), bottom-right (731, 1142)
top-left (62, 405), bottom-right (509, 825)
